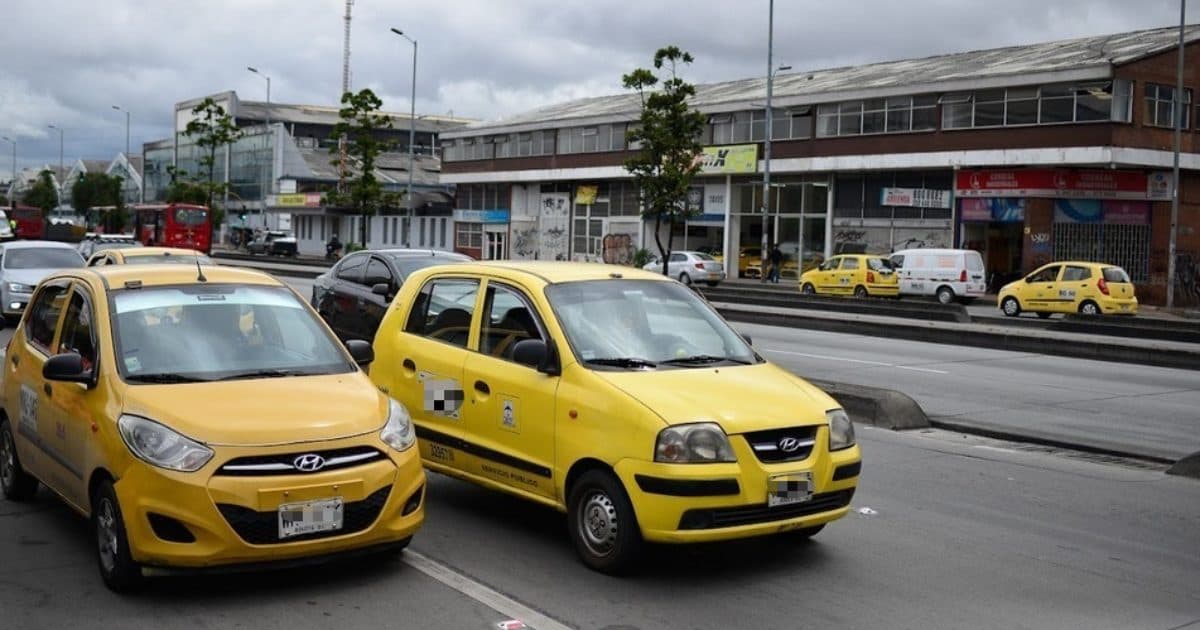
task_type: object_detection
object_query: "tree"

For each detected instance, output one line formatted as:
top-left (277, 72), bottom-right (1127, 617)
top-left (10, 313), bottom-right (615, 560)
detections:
top-left (622, 46), bottom-right (708, 276)
top-left (183, 98), bottom-right (243, 246)
top-left (324, 88), bottom-right (396, 247)
top-left (23, 170), bottom-right (59, 236)
top-left (72, 172), bottom-right (125, 232)
top-left (164, 166), bottom-right (208, 205)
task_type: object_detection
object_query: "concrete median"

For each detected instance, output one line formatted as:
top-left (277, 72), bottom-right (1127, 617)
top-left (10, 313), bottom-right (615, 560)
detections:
top-left (1167, 452), bottom-right (1200, 480)
top-left (809, 379), bottom-right (931, 430)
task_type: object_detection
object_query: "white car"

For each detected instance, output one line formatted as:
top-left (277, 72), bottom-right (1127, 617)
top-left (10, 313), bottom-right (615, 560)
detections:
top-left (889, 248), bottom-right (987, 304)
top-left (642, 250), bottom-right (726, 286)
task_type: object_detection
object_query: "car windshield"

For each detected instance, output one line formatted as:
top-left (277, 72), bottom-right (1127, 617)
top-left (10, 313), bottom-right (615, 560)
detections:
top-left (4, 247), bottom-right (84, 269)
top-left (112, 284), bottom-right (353, 382)
top-left (387, 252), bottom-right (472, 278)
top-left (123, 254), bottom-right (214, 265)
top-left (545, 279), bottom-right (758, 368)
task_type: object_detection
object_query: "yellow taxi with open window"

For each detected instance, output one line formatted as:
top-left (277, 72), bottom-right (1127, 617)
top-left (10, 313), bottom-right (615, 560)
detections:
top-left (0, 265), bottom-right (424, 591)
top-left (370, 261), bottom-right (862, 574)
top-left (798, 254), bottom-right (899, 298)
top-left (998, 261), bottom-right (1138, 317)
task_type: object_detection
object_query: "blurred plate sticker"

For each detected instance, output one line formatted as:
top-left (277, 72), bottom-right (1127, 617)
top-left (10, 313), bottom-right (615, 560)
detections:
top-left (278, 497), bottom-right (343, 539)
top-left (768, 472), bottom-right (812, 508)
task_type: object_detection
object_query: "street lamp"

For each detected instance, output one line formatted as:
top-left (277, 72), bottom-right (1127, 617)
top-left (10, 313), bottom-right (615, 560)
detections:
top-left (759, 0), bottom-right (789, 282)
top-left (47, 124), bottom-right (64, 208)
top-left (112, 105), bottom-right (131, 204)
top-left (1167, 0), bottom-right (1186, 308)
top-left (0, 136), bottom-right (14, 204)
top-left (248, 66), bottom-right (272, 229)
top-left (390, 27), bottom-right (418, 246)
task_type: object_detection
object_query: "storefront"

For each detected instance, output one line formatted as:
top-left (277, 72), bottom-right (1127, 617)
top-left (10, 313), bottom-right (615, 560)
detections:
top-left (454, 209), bottom-right (511, 259)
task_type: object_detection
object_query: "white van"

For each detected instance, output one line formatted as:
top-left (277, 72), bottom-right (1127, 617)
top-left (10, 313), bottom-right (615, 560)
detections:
top-left (0, 210), bottom-right (13, 241)
top-left (889, 248), bottom-right (987, 304)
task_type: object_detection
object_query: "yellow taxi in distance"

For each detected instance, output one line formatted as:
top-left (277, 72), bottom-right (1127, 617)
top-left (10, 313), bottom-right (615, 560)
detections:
top-left (0, 265), bottom-right (424, 591)
top-left (86, 246), bottom-right (214, 267)
top-left (998, 261), bottom-right (1138, 317)
top-left (371, 261), bottom-right (862, 574)
top-left (798, 254), bottom-right (899, 298)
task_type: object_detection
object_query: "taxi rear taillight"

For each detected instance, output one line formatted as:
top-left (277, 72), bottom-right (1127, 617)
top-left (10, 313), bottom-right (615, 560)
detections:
top-left (695, 262), bottom-right (705, 269)
top-left (867, 271), bottom-right (876, 283)
top-left (1098, 277), bottom-right (1110, 295)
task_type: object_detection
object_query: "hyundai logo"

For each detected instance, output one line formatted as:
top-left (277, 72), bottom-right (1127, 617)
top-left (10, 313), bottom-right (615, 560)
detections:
top-left (777, 437), bottom-right (804, 453)
top-left (293, 454), bottom-right (327, 472)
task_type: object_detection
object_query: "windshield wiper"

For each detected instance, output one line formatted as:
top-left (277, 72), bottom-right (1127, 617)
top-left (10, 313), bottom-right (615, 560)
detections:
top-left (660, 354), bottom-right (752, 366)
top-left (217, 368), bottom-right (314, 381)
top-left (586, 357), bottom-right (658, 368)
top-left (125, 373), bottom-right (210, 384)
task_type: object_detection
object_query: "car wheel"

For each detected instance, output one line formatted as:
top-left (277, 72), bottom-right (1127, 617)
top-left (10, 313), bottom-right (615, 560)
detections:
top-left (801, 283), bottom-right (816, 295)
top-left (1001, 297), bottom-right (1021, 317)
top-left (93, 479), bottom-right (143, 593)
top-left (1079, 300), bottom-right (1100, 316)
top-left (567, 470), bottom-right (642, 575)
top-left (853, 285), bottom-right (869, 299)
top-left (0, 418), bottom-right (38, 501)
top-left (936, 286), bottom-right (955, 305)
top-left (678, 272), bottom-right (692, 286)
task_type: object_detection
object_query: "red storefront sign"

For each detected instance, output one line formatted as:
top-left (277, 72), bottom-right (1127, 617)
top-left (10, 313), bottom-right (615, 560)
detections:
top-left (955, 169), bottom-right (1168, 200)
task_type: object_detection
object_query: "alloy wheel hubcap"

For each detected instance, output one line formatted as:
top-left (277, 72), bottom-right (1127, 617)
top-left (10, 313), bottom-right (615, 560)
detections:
top-left (97, 499), bottom-right (118, 572)
top-left (1005, 300), bottom-right (1018, 315)
top-left (1083, 304), bottom-right (1098, 315)
top-left (578, 492), bottom-right (618, 557)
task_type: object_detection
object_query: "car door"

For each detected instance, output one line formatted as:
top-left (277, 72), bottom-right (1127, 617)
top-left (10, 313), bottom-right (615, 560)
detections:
top-left (5, 281), bottom-right (72, 501)
top-left (1057, 265), bottom-right (1092, 313)
top-left (837, 256), bottom-right (860, 294)
top-left (386, 277), bottom-right (482, 474)
top-left (1023, 264), bottom-right (1062, 311)
top-left (812, 256), bottom-right (839, 292)
top-left (320, 253), bottom-right (368, 340)
top-left (460, 279), bottom-right (559, 500)
top-left (667, 252), bottom-right (687, 279)
top-left (357, 255), bottom-right (396, 341)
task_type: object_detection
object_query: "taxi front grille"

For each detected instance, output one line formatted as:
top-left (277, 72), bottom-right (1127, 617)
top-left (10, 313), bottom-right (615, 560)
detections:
top-left (215, 446), bottom-right (386, 477)
top-left (742, 425), bottom-right (820, 463)
top-left (217, 486), bottom-right (391, 545)
top-left (678, 489), bottom-right (854, 530)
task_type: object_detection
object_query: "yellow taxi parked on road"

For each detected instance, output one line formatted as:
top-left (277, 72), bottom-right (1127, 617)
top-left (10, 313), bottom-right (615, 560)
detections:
top-left (998, 261), bottom-right (1138, 317)
top-left (371, 261), bottom-right (861, 574)
top-left (0, 265), bottom-right (424, 591)
top-left (86, 246), bottom-right (214, 267)
top-left (798, 254), bottom-right (899, 298)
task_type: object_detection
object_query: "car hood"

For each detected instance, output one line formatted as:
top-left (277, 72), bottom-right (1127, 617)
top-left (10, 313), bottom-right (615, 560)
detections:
top-left (593, 363), bottom-right (836, 434)
top-left (3, 268), bottom-right (60, 287)
top-left (120, 373), bottom-right (388, 446)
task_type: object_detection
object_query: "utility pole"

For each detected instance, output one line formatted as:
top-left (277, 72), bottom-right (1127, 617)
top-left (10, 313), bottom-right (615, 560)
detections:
top-left (760, 0), bottom-right (774, 283)
top-left (112, 106), bottom-right (131, 202)
top-left (248, 67), bottom-right (272, 229)
top-left (1167, 0), bottom-right (1186, 308)
top-left (338, 0), bottom-right (354, 193)
top-left (391, 27), bottom-right (418, 245)
top-left (48, 124), bottom-right (64, 209)
top-left (1, 136), bottom-right (14, 206)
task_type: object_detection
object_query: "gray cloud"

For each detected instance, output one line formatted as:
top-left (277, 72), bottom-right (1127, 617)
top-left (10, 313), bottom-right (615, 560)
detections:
top-left (0, 0), bottom-right (1186, 172)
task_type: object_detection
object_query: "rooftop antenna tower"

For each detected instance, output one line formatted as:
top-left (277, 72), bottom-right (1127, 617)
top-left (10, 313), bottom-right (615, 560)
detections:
top-left (338, 0), bottom-right (353, 192)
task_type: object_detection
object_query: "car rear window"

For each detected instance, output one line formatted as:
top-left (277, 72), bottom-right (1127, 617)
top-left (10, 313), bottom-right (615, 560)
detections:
top-left (694, 253), bottom-right (716, 261)
top-left (867, 258), bottom-right (893, 271)
top-left (966, 251), bottom-right (985, 271)
top-left (1102, 267), bottom-right (1131, 283)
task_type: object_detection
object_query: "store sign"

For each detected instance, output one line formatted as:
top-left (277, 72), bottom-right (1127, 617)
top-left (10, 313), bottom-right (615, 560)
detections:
top-left (956, 169), bottom-right (1163, 200)
top-left (1055, 199), bottom-right (1149, 225)
top-left (574, 185), bottom-right (599, 205)
top-left (272, 193), bottom-right (322, 207)
top-left (880, 187), bottom-right (951, 209)
top-left (453, 209), bottom-right (510, 224)
top-left (697, 144), bottom-right (758, 173)
top-left (960, 198), bottom-right (1026, 222)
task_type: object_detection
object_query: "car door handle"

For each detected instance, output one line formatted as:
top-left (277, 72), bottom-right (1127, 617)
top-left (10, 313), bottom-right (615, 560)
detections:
top-left (474, 380), bottom-right (490, 395)
top-left (43, 383), bottom-right (52, 396)
top-left (10, 354), bottom-right (17, 367)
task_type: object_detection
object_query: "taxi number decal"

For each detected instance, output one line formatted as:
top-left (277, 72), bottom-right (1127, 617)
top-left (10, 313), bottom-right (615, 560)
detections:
top-left (19, 385), bottom-right (38, 433)
top-left (428, 443), bottom-right (455, 462)
top-left (500, 398), bottom-right (519, 433)
top-left (1059, 289), bottom-right (1076, 299)
top-left (839, 277), bottom-right (850, 285)
top-left (420, 373), bottom-right (464, 419)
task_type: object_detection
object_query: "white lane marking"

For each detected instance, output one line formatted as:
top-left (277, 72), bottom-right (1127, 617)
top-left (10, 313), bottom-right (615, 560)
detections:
top-left (763, 348), bottom-right (949, 374)
top-left (402, 550), bottom-right (574, 630)
top-left (972, 445), bottom-right (1018, 454)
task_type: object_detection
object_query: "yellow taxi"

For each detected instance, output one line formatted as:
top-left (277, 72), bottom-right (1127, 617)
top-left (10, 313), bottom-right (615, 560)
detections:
top-left (0, 265), bottom-right (424, 591)
top-left (998, 261), bottom-right (1138, 318)
top-left (738, 246), bottom-right (763, 278)
top-left (86, 246), bottom-right (214, 267)
top-left (371, 261), bottom-right (861, 574)
top-left (798, 254), bottom-right (899, 298)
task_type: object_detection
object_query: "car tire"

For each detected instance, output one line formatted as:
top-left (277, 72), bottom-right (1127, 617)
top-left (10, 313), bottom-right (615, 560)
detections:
top-left (1079, 300), bottom-right (1101, 316)
top-left (935, 286), bottom-right (955, 305)
top-left (567, 469), bottom-right (642, 575)
top-left (801, 283), bottom-right (816, 295)
top-left (1001, 297), bottom-right (1021, 317)
top-left (0, 418), bottom-right (38, 501)
top-left (92, 479), bottom-right (143, 593)
top-left (678, 273), bottom-right (692, 286)
top-left (853, 285), bottom-right (869, 299)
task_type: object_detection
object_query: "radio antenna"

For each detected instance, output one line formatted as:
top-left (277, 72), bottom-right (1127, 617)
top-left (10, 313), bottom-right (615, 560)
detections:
top-left (196, 255), bottom-right (207, 283)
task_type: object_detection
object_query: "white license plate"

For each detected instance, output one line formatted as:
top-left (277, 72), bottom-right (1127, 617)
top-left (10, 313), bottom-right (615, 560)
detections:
top-left (1120, 304), bottom-right (1130, 310)
top-left (278, 497), bottom-right (344, 539)
top-left (768, 472), bottom-right (813, 508)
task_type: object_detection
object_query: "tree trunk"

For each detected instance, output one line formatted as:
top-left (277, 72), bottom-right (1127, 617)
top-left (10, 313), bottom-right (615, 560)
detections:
top-left (653, 211), bottom-right (668, 277)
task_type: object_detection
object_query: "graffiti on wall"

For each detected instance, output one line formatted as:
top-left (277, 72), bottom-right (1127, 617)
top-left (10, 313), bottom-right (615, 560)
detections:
top-left (512, 223), bottom-right (538, 260)
top-left (538, 193), bottom-right (570, 261)
top-left (602, 233), bottom-right (635, 265)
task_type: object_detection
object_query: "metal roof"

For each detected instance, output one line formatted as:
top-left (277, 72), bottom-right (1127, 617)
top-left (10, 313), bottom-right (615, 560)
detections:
top-left (235, 100), bottom-right (475, 134)
top-left (445, 24), bottom-right (1200, 137)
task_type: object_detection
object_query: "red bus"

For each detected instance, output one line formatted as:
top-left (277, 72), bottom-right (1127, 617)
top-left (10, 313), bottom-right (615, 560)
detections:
top-left (8, 205), bottom-right (46, 239)
top-left (129, 203), bottom-right (212, 253)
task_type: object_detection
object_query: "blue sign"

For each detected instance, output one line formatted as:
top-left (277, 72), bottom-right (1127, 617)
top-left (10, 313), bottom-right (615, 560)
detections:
top-left (454, 209), bottom-right (510, 224)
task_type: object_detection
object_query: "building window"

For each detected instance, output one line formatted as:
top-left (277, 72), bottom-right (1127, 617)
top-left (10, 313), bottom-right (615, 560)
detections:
top-left (456, 222), bottom-right (483, 249)
top-left (1145, 83), bottom-right (1192, 129)
top-left (818, 95), bottom-right (937, 137)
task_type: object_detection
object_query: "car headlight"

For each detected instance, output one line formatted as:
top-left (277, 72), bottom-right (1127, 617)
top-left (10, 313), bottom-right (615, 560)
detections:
top-left (380, 398), bottom-right (416, 452)
top-left (654, 422), bottom-right (736, 463)
top-left (7, 283), bottom-right (34, 293)
top-left (828, 409), bottom-right (856, 451)
top-left (117, 414), bottom-right (214, 472)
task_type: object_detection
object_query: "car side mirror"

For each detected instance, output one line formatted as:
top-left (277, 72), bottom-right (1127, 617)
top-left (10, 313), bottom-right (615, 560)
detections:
top-left (372, 283), bottom-right (393, 299)
top-left (43, 353), bottom-right (94, 387)
top-left (1025, 276), bottom-right (1034, 283)
top-left (511, 339), bottom-right (560, 375)
top-left (344, 339), bottom-right (374, 367)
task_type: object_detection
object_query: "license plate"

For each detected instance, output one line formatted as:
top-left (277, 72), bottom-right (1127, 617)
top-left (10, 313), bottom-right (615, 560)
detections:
top-left (768, 472), bottom-right (813, 508)
top-left (1120, 304), bottom-right (1130, 311)
top-left (278, 497), bottom-right (344, 539)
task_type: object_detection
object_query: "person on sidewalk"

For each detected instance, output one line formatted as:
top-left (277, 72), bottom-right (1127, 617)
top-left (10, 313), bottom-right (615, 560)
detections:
top-left (768, 244), bottom-right (783, 283)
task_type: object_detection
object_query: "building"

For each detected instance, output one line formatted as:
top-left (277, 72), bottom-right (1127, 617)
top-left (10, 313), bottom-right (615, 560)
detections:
top-left (143, 91), bottom-right (472, 255)
top-left (440, 25), bottom-right (1200, 306)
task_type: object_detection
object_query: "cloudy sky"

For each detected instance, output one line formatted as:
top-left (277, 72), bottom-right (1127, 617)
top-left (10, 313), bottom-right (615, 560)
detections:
top-left (0, 0), bottom-right (1189, 174)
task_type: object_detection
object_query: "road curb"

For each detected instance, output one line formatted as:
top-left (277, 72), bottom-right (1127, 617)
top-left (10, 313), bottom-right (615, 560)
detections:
top-left (928, 418), bottom-right (1177, 465)
top-left (809, 379), bottom-right (930, 430)
top-left (1166, 452), bottom-right (1200, 479)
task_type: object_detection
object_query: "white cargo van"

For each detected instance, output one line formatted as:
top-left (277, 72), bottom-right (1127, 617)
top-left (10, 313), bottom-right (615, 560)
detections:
top-left (889, 248), bottom-right (987, 304)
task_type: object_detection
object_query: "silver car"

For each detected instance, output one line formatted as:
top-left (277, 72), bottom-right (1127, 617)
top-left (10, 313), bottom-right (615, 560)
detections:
top-left (642, 250), bottom-right (726, 287)
top-left (0, 241), bottom-right (85, 321)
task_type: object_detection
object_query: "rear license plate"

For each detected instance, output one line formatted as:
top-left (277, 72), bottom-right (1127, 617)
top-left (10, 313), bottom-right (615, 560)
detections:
top-left (768, 472), bottom-right (813, 508)
top-left (1120, 304), bottom-right (1130, 311)
top-left (278, 497), bottom-right (344, 539)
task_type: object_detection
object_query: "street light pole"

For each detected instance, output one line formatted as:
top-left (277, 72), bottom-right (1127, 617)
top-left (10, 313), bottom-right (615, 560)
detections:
top-left (248, 67), bottom-right (272, 229)
top-left (759, 0), bottom-right (775, 283)
top-left (1167, 0), bottom-right (1186, 309)
top-left (47, 124), bottom-right (63, 208)
top-left (1, 136), bottom-right (14, 205)
top-left (112, 106), bottom-right (131, 203)
top-left (391, 27), bottom-right (418, 247)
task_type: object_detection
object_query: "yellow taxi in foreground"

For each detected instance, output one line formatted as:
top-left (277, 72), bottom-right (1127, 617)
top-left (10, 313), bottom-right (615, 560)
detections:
top-left (798, 254), bottom-right (899, 298)
top-left (998, 261), bottom-right (1138, 318)
top-left (0, 265), bottom-right (424, 591)
top-left (86, 246), bottom-right (214, 267)
top-left (371, 262), bottom-right (861, 574)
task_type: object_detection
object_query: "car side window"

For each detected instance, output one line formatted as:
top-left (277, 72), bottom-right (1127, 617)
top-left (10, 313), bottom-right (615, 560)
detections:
top-left (86, 254), bottom-right (103, 267)
top-left (336, 254), bottom-right (368, 283)
top-left (404, 279), bottom-right (480, 349)
top-left (480, 283), bottom-right (545, 361)
top-left (842, 257), bottom-right (860, 270)
top-left (890, 255), bottom-right (904, 268)
top-left (25, 284), bottom-right (70, 353)
top-left (1029, 266), bottom-right (1061, 283)
top-left (1062, 266), bottom-right (1091, 282)
top-left (57, 289), bottom-right (97, 372)
top-left (364, 257), bottom-right (394, 288)
top-left (669, 253), bottom-right (686, 263)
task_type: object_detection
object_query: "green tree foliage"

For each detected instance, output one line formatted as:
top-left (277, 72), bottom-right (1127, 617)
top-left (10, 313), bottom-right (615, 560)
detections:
top-left (183, 98), bottom-right (243, 244)
top-left (72, 172), bottom-right (126, 231)
top-left (22, 169), bottom-right (59, 235)
top-left (324, 89), bottom-right (397, 246)
top-left (622, 46), bottom-right (707, 276)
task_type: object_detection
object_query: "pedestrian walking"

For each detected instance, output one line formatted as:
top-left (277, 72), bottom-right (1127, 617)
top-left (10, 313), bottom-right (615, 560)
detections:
top-left (768, 244), bottom-right (783, 283)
